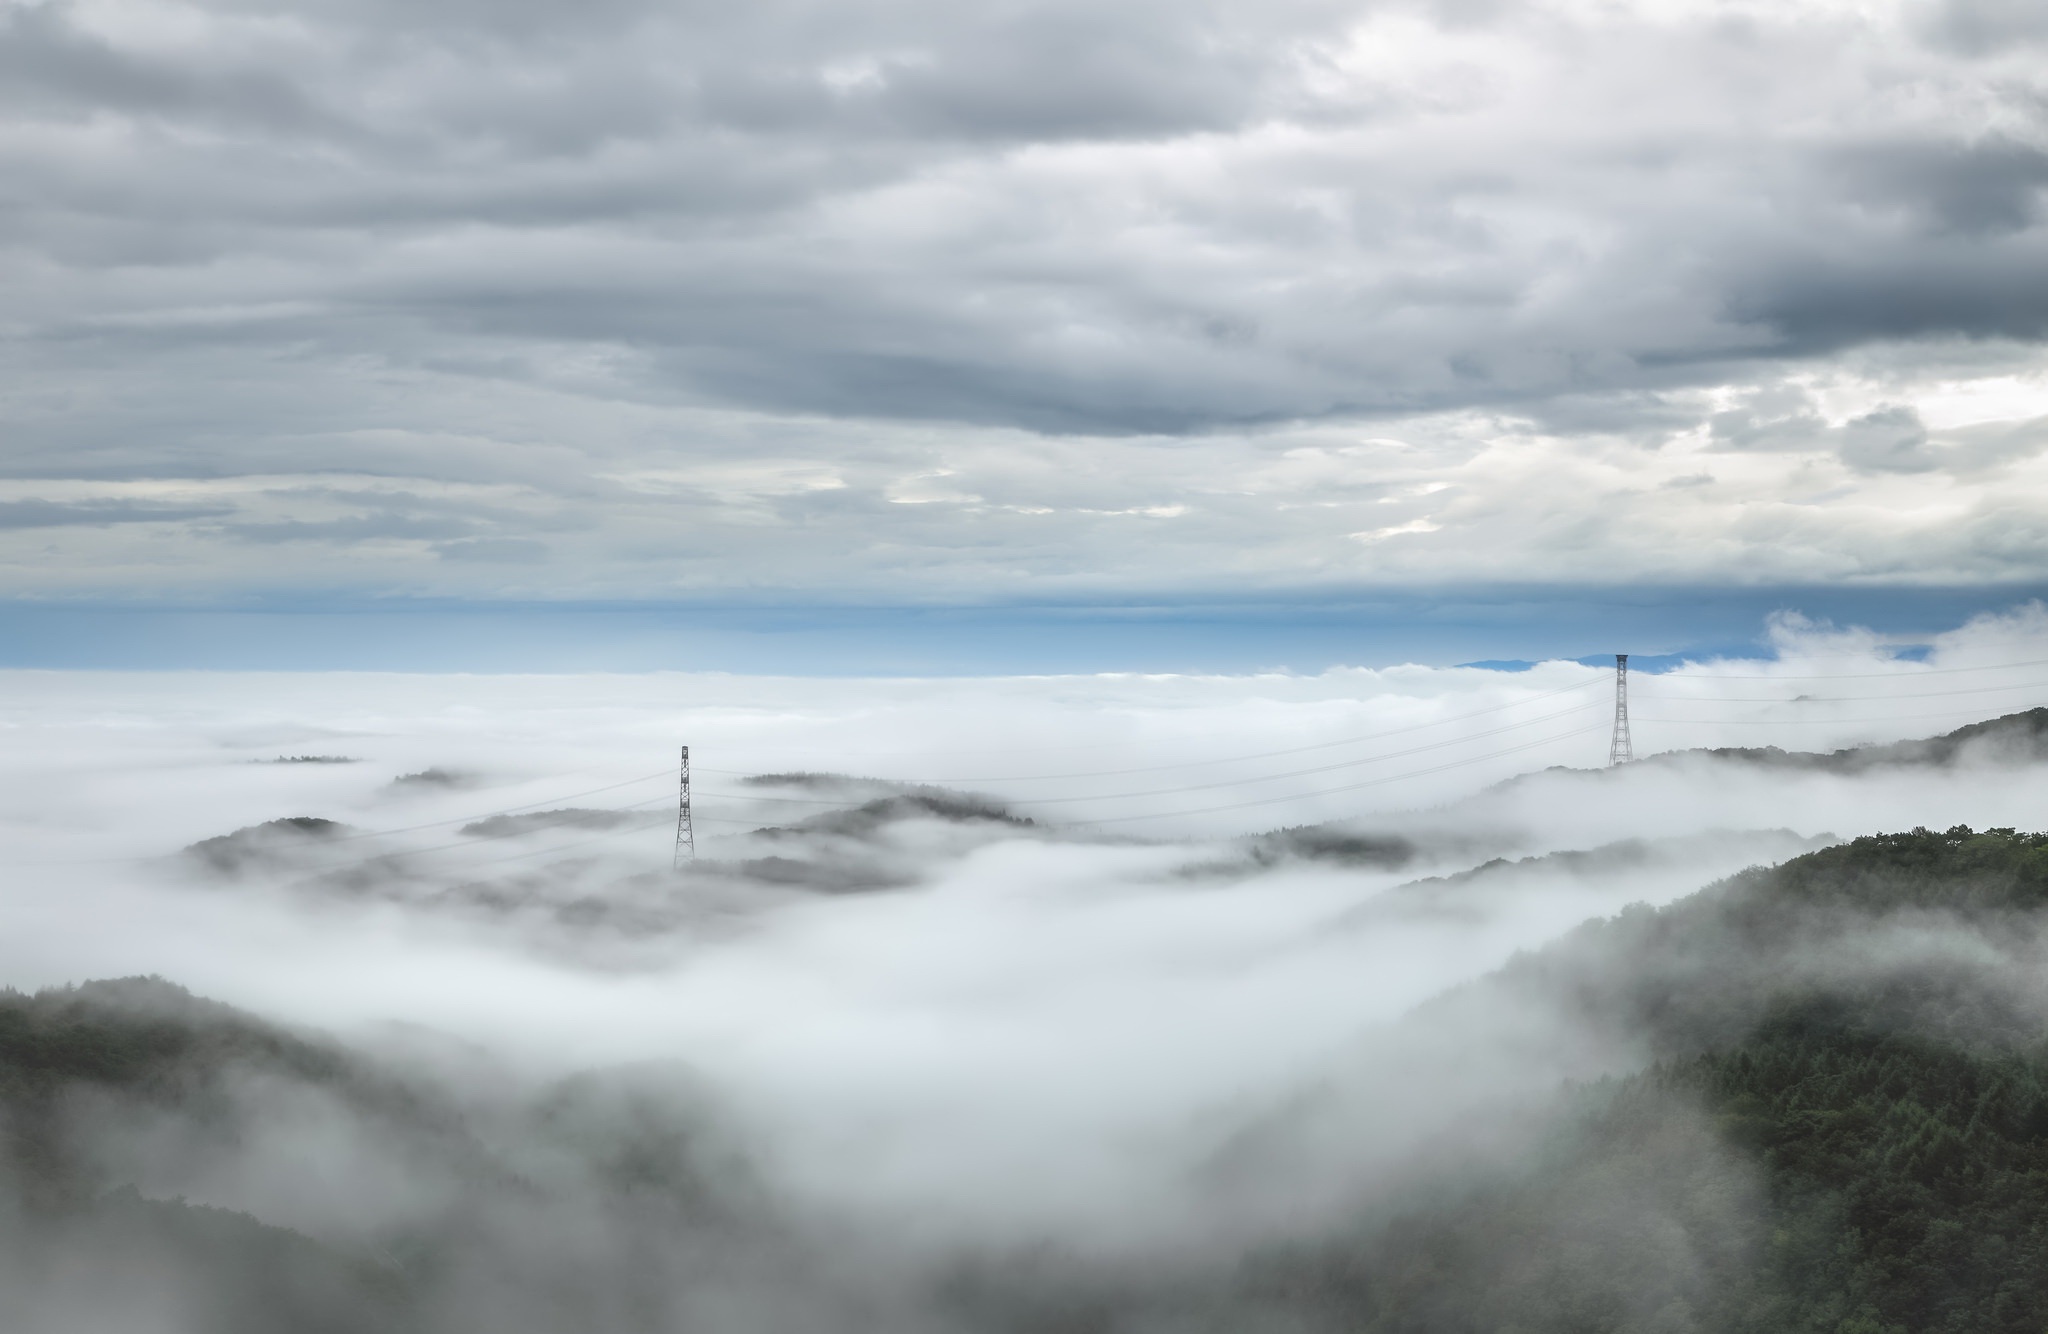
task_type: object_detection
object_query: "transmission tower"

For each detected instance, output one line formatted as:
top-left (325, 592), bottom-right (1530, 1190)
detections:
top-left (1608, 654), bottom-right (1634, 766)
top-left (673, 745), bottom-right (695, 867)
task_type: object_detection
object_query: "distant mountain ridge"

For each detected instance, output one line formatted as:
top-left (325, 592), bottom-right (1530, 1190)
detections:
top-left (1632, 706), bottom-right (2048, 775)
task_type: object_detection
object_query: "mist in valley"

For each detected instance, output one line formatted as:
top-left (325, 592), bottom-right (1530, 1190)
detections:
top-left (6, 608), bottom-right (2048, 1330)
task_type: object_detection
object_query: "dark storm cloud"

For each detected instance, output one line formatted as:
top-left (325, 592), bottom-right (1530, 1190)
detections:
top-left (1728, 236), bottom-right (2048, 355)
top-left (1828, 138), bottom-right (2048, 238)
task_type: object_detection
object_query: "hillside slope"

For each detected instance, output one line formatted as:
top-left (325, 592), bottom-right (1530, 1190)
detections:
top-left (942, 828), bottom-right (2048, 1334)
top-left (1263, 827), bottom-right (2048, 1334)
top-left (0, 979), bottom-right (804, 1334)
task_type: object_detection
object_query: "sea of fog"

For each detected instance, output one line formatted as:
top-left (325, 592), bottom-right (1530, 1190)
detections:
top-left (4, 604), bottom-right (2048, 1245)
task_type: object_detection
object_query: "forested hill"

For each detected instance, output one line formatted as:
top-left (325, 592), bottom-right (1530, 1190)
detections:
top-left (0, 978), bottom-right (426, 1330)
top-left (0, 978), bottom-right (789, 1333)
top-left (937, 828), bottom-right (2048, 1334)
top-left (1247, 827), bottom-right (2048, 1334)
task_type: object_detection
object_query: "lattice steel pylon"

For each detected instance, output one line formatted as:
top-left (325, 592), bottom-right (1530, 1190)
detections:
top-left (673, 745), bottom-right (696, 867)
top-left (1608, 654), bottom-right (1634, 767)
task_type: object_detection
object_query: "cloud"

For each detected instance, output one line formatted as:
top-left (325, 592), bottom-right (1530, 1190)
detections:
top-left (1838, 405), bottom-right (1940, 474)
top-left (223, 515), bottom-right (480, 544)
top-left (0, 499), bottom-right (233, 528)
top-left (5, 0), bottom-right (2048, 600)
top-left (436, 536), bottom-right (548, 562)
top-left (1826, 137), bottom-right (2048, 239)
top-left (1927, 0), bottom-right (2048, 53)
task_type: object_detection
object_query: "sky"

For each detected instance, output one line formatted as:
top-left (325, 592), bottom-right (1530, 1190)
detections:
top-left (6, 0), bottom-right (2048, 668)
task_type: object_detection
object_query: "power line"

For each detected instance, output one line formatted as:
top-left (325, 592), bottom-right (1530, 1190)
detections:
top-left (258, 656), bottom-right (2048, 850)
top-left (265, 678), bottom-right (2048, 860)
top-left (1065, 722), bottom-right (1611, 827)
top-left (232, 683), bottom-right (2048, 865)
top-left (19, 653), bottom-right (2048, 873)
top-left (317, 767), bottom-right (678, 844)
top-left (271, 662), bottom-right (2048, 856)
top-left (683, 656), bottom-right (2048, 795)
top-left (1002, 699), bottom-right (1609, 807)
top-left (693, 677), bottom-right (2042, 812)
top-left (441, 705), bottom-right (1620, 859)
top-left (0, 765), bottom-right (683, 869)
top-left (301, 795), bottom-right (677, 868)
top-left (680, 697), bottom-right (1608, 812)
top-left (279, 792), bottom-right (783, 881)
top-left (692, 677), bottom-right (1611, 784)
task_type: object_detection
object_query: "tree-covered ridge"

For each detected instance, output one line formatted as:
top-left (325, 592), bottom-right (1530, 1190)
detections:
top-left (0, 976), bottom-right (350, 1095)
top-left (0, 977), bottom-right (782, 1333)
top-left (0, 979), bottom-right (422, 1331)
top-left (1638, 708), bottom-right (2048, 777)
top-left (1729, 824), bottom-right (2048, 913)
top-left (0, 976), bottom-right (459, 1203)
top-left (1250, 827), bottom-right (2048, 1334)
top-left (1244, 1020), bottom-right (2048, 1334)
top-left (1452, 825), bottom-right (2048, 1063)
top-left (1681, 1013), bottom-right (2048, 1334)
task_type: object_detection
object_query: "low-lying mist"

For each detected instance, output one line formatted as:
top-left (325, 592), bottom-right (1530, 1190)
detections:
top-left (6, 606), bottom-right (2048, 1330)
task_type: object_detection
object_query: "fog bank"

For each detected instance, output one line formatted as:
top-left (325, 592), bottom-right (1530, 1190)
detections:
top-left (2, 607), bottom-right (2048, 1259)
